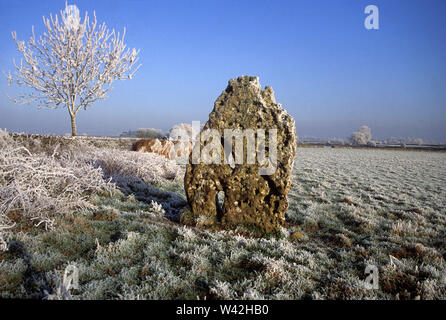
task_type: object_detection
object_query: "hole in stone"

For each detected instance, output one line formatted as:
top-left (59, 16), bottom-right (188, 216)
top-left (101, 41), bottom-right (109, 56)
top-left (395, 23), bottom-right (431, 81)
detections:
top-left (216, 191), bottom-right (225, 221)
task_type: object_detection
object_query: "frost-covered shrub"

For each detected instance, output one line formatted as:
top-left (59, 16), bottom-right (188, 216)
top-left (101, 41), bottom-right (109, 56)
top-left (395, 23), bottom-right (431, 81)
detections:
top-left (0, 130), bottom-right (184, 237)
top-left (167, 123), bottom-right (193, 141)
top-left (0, 128), bottom-right (14, 147)
top-left (167, 123), bottom-right (205, 141)
top-left (94, 148), bottom-right (183, 185)
top-left (0, 131), bottom-right (115, 231)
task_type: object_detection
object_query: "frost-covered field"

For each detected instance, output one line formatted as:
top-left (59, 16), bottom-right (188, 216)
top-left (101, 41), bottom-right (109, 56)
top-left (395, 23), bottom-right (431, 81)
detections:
top-left (287, 147), bottom-right (446, 299)
top-left (0, 134), bottom-right (445, 300)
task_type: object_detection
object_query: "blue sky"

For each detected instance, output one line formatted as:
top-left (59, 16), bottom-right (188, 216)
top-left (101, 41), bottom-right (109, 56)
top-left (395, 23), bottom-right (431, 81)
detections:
top-left (0, 0), bottom-right (445, 142)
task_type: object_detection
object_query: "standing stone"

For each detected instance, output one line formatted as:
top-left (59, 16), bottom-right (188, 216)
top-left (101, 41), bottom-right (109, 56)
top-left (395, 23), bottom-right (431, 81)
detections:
top-left (184, 76), bottom-right (296, 233)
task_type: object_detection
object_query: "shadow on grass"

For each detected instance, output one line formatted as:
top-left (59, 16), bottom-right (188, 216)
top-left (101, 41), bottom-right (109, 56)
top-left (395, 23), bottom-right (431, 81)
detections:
top-left (108, 174), bottom-right (188, 222)
top-left (7, 240), bottom-right (52, 299)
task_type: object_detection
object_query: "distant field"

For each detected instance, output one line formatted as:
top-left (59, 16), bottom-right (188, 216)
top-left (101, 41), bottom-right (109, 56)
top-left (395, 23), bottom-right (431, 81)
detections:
top-left (1, 135), bottom-right (445, 299)
top-left (299, 143), bottom-right (446, 152)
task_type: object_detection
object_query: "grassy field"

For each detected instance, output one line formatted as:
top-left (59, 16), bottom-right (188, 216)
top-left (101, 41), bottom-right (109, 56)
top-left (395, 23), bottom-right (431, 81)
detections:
top-left (0, 133), bottom-right (445, 299)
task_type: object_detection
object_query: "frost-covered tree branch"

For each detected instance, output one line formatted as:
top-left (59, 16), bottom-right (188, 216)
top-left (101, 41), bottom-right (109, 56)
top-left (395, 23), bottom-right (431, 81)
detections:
top-left (6, 3), bottom-right (141, 136)
top-left (350, 125), bottom-right (372, 146)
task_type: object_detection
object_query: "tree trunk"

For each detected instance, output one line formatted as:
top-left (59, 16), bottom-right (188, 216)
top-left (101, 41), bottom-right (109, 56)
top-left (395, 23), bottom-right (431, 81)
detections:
top-left (70, 114), bottom-right (77, 137)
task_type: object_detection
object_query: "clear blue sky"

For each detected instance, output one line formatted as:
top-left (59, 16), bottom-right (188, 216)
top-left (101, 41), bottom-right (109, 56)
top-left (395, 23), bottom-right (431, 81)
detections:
top-left (0, 0), bottom-right (445, 142)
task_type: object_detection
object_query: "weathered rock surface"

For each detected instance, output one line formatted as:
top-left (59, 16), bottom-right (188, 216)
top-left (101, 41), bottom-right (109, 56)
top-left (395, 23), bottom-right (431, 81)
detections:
top-left (184, 76), bottom-right (297, 233)
top-left (132, 138), bottom-right (192, 160)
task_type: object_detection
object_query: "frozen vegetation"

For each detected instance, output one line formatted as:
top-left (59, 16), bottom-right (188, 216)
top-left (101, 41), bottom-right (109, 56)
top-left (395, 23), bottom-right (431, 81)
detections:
top-left (349, 125), bottom-right (372, 146)
top-left (0, 132), bottom-right (445, 299)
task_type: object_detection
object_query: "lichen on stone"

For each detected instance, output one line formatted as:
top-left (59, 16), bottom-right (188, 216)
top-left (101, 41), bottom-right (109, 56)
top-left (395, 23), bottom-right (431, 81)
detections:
top-left (184, 76), bottom-right (297, 233)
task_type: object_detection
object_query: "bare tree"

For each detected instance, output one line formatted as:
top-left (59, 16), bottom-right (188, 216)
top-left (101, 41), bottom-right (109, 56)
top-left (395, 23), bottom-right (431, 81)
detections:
top-left (350, 125), bottom-right (372, 145)
top-left (6, 3), bottom-right (140, 136)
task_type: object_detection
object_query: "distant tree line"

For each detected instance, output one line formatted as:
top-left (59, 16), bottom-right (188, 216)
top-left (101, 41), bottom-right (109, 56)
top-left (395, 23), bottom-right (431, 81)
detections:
top-left (299, 126), bottom-right (428, 146)
top-left (120, 128), bottom-right (164, 139)
top-left (120, 123), bottom-right (197, 140)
